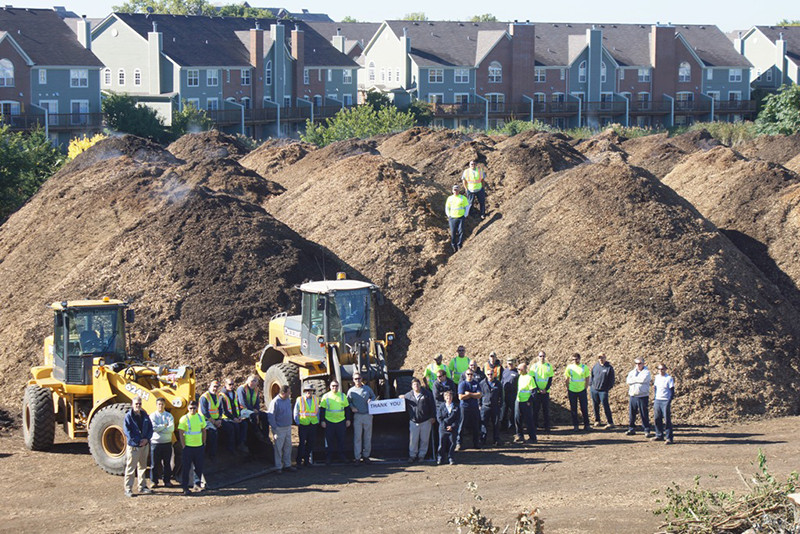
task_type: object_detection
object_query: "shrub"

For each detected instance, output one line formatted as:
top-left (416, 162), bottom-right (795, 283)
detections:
top-left (171, 101), bottom-right (215, 138)
top-left (102, 93), bottom-right (169, 143)
top-left (756, 84), bottom-right (800, 135)
top-left (301, 105), bottom-right (415, 146)
top-left (67, 133), bottom-right (108, 160)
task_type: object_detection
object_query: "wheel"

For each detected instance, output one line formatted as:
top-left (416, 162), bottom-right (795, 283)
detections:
top-left (302, 378), bottom-right (328, 399)
top-left (264, 362), bottom-right (300, 404)
top-left (393, 375), bottom-right (414, 397)
top-left (88, 403), bottom-right (130, 475)
top-left (22, 385), bottom-right (55, 451)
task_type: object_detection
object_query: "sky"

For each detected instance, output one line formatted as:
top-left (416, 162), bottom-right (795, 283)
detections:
top-left (14, 0), bottom-right (798, 32)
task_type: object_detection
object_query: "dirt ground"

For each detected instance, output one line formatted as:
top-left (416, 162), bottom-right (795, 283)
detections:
top-left (1, 416), bottom-right (798, 533)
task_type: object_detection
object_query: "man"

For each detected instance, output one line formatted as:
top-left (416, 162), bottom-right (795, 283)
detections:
top-left (237, 374), bottom-right (269, 439)
top-left (500, 357), bottom-right (519, 432)
top-left (565, 353), bottom-right (591, 432)
top-left (445, 185), bottom-right (469, 252)
top-left (437, 390), bottom-right (460, 465)
top-left (424, 354), bottom-right (450, 390)
top-left (652, 363), bottom-right (675, 444)
top-left (432, 369), bottom-right (458, 408)
top-left (626, 358), bottom-right (653, 437)
top-left (199, 380), bottom-right (234, 460)
top-left (449, 345), bottom-right (470, 383)
top-left (461, 360), bottom-right (486, 383)
top-left (404, 377), bottom-right (436, 462)
top-left (531, 351), bottom-right (554, 433)
top-left (268, 385), bottom-right (295, 473)
top-left (590, 352), bottom-right (616, 429)
top-left (320, 380), bottom-right (351, 465)
top-left (293, 383), bottom-right (319, 467)
top-left (479, 360), bottom-right (503, 446)
top-left (347, 372), bottom-right (377, 465)
top-left (221, 377), bottom-right (248, 452)
top-left (177, 400), bottom-right (207, 496)
top-left (461, 159), bottom-right (487, 219)
top-left (483, 352), bottom-right (503, 383)
top-left (457, 369), bottom-right (482, 450)
top-left (514, 362), bottom-right (537, 443)
top-left (149, 397), bottom-right (174, 489)
top-left (123, 395), bottom-right (153, 497)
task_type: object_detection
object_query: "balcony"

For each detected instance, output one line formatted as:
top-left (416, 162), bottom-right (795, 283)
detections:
top-left (715, 100), bottom-right (756, 113)
top-left (629, 100), bottom-right (673, 114)
top-left (0, 112), bottom-right (105, 131)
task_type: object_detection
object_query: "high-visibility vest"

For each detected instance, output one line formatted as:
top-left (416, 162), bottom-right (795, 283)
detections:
top-left (516, 374), bottom-right (535, 402)
top-left (449, 356), bottom-right (470, 383)
top-left (321, 392), bottom-right (348, 423)
top-left (425, 363), bottom-right (449, 384)
top-left (179, 413), bottom-right (206, 447)
top-left (241, 386), bottom-right (259, 410)
top-left (565, 363), bottom-right (589, 392)
top-left (445, 195), bottom-right (469, 218)
top-left (201, 391), bottom-right (221, 420)
top-left (532, 362), bottom-right (554, 389)
top-left (296, 396), bottom-right (319, 425)
top-left (221, 391), bottom-right (240, 419)
top-left (484, 363), bottom-right (502, 381)
top-left (462, 168), bottom-right (484, 192)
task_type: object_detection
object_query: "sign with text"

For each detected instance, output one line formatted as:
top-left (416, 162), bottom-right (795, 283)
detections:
top-left (368, 397), bottom-right (406, 415)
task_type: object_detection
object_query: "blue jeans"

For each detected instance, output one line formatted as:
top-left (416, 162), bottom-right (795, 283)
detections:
top-left (515, 401), bottom-right (536, 440)
top-left (458, 406), bottom-right (481, 448)
top-left (466, 188), bottom-right (486, 218)
top-left (532, 391), bottom-right (551, 430)
top-left (181, 445), bottom-right (204, 491)
top-left (591, 389), bottom-right (614, 425)
top-left (448, 217), bottom-right (465, 251)
top-left (653, 399), bottom-right (673, 440)
top-left (324, 420), bottom-right (347, 463)
top-left (628, 396), bottom-right (651, 433)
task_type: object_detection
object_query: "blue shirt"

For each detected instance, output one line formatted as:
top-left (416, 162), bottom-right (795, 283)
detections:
top-left (458, 379), bottom-right (481, 411)
top-left (346, 385), bottom-right (376, 415)
top-left (267, 395), bottom-right (293, 429)
top-left (123, 409), bottom-right (154, 447)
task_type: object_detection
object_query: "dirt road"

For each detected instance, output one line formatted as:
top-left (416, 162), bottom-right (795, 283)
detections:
top-left (2, 416), bottom-right (798, 533)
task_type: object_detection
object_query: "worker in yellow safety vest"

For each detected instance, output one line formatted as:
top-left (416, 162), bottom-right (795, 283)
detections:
top-left (445, 184), bottom-right (469, 252)
top-left (425, 353), bottom-right (450, 389)
top-left (461, 159), bottom-right (487, 219)
top-left (448, 345), bottom-right (470, 383)
top-left (514, 361), bottom-right (537, 443)
top-left (221, 377), bottom-right (248, 453)
top-left (531, 351), bottom-right (554, 433)
top-left (319, 380), bottom-right (351, 465)
top-left (200, 380), bottom-right (235, 460)
top-left (564, 352), bottom-right (591, 432)
top-left (293, 383), bottom-right (320, 467)
top-left (177, 400), bottom-right (206, 496)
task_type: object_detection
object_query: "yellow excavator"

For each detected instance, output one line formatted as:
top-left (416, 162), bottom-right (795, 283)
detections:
top-left (22, 297), bottom-right (195, 475)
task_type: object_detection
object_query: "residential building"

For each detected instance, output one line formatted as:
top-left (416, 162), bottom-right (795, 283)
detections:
top-left (735, 26), bottom-right (800, 91)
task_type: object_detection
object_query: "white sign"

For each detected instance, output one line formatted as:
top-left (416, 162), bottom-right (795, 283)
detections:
top-left (368, 398), bottom-right (406, 415)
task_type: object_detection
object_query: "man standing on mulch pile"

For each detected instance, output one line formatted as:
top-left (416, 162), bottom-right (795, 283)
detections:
top-left (445, 185), bottom-right (469, 252)
top-left (461, 159), bottom-right (487, 219)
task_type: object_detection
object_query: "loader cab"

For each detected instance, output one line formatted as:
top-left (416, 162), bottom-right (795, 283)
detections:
top-left (51, 299), bottom-right (131, 385)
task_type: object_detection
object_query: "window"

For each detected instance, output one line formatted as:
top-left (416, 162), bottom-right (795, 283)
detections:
top-left (396, 68), bottom-right (400, 81)
top-left (134, 69), bottom-right (141, 87)
top-left (117, 69), bottom-right (125, 86)
top-left (728, 69), bottom-right (742, 82)
top-left (578, 61), bottom-right (587, 83)
top-left (207, 69), bottom-right (219, 87)
top-left (619, 69), bottom-right (625, 80)
top-left (71, 69), bottom-right (89, 88)
top-left (534, 68), bottom-right (545, 83)
top-left (387, 69), bottom-right (392, 82)
top-left (560, 68), bottom-right (565, 80)
top-left (678, 62), bottom-right (691, 82)
top-left (766, 70), bottom-right (773, 82)
top-left (206, 97), bottom-right (219, 111)
top-left (343, 94), bottom-right (353, 106)
top-left (571, 92), bottom-right (585, 102)
top-left (343, 69), bottom-right (352, 84)
top-left (241, 69), bottom-right (251, 86)
top-left (70, 100), bottom-right (89, 125)
top-left (637, 92), bottom-right (651, 110)
top-left (241, 97), bottom-right (251, 109)
top-left (707, 69), bottom-right (713, 80)
top-left (327, 69), bottom-right (332, 82)
top-left (39, 100), bottom-right (57, 125)
top-left (103, 68), bottom-right (111, 86)
top-left (312, 95), bottom-right (322, 107)
top-left (638, 68), bottom-right (650, 82)
top-left (600, 92), bottom-right (613, 110)
top-left (304, 68), bottom-right (309, 85)
top-left (533, 92), bottom-right (545, 112)
top-left (186, 98), bottom-right (200, 109)
top-left (455, 68), bottom-right (469, 83)
top-left (728, 91), bottom-right (741, 102)
top-left (706, 91), bottom-right (720, 102)
top-left (39, 69), bottom-right (47, 85)
top-left (428, 69), bottom-right (443, 83)
top-left (283, 96), bottom-right (292, 108)
top-left (455, 93), bottom-right (469, 104)
top-left (551, 92), bottom-right (565, 102)
top-left (265, 61), bottom-right (272, 85)
top-left (368, 61), bottom-right (375, 82)
top-left (187, 69), bottom-right (199, 87)
top-left (487, 93), bottom-right (504, 112)
top-left (0, 101), bottom-right (21, 117)
top-left (428, 93), bottom-right (443, 104)
top-left (601, 62), bottom-right (606, 83)
top-left (226, 70), bottom-right (231, 83)
top-left (0, 59), bottom-right (14, 87)
top-left (676, 91), bottom-right (693, 110)
top-left (488, 61), bottom-right (502, 83)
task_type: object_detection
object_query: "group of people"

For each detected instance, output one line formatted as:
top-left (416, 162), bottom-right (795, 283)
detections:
top-left (121, 350), bottom-right (675, 496)
top-left (445, 159), bottom-right (488, 252)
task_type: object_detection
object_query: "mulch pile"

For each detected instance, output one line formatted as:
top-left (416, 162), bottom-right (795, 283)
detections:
top-left (621, 130), bottom-right (720, 179)
top-left (735, 133), bottom-right (800, 165)
top-left (167, 130), bottom-right (251, 162)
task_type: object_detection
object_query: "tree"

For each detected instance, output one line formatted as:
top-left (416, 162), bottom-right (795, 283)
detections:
top-left (341, 16), bottom-right (358, 22)
top-left (102, 93), bottom-right (169, 143)
top-left (0, 125), bottom-right (64, 221)
top-left (301, 105), bottom-right (416, 146)
top-left (365, 89), bottom-right (392, 112)
top-left (402, 12), bottom-right (428, 21)
top-left (113, 0), bottom-right (271, 17)
top-left (470, 14), bottom-right (498, 22)
top-left (776, 19), bottom-right (800, 25)
top-left (171, 100), bottom-right (215, 138)
top-left (755, 84), bottom-right (800, 135)
top-left (406, 99), bottom-right (433, 126)
top-left (216, 4), bottom-right (272, 17)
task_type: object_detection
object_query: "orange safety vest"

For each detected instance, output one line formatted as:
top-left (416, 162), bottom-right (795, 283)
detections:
top-left (201, 391), bottom-right (221, 420)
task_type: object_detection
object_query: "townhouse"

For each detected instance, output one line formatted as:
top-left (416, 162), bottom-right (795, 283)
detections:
top-left (91, 13), bottom-right (358, 138)
top-left (735, 26), bottom-right (800, 91)
top-left (0, 7), bottom-right (104, 146)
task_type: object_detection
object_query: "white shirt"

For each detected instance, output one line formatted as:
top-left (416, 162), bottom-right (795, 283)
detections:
top-left (626, 366), bottom-right (651, 397)
top-left (653, 374), bottom-right (675, 401)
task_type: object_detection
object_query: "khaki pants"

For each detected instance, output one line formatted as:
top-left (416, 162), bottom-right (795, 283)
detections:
top-left (409, 420), bottom-right (432, 460)
top-left (272, 426), bottom-right (292, 469)
top-left (124, 444), bottom-right (150, 492)
top-left (353, 413), bottom-right (373, 460)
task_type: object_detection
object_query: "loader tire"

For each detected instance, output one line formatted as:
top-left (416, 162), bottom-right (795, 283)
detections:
top-left (88, 403), bottom-right (130, 476)
top-left (264, 362), bottom-right (300, 404)
top-left (22, 385), bottom-right (55, 451)
top-left (303, 378), bottom-right (328, 399)
top-left (393, 376), bottom-right (414, 397)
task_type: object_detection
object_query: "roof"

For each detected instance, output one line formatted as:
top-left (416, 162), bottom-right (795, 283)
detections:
top-left (51, 298), bottom-right (127, 310)
top-left (675, 24), bottom-right (751, 67)
top-left (307, 21), bottom-right (381, 48)
top-left (259, 7), bottom-right (333, 22)
top-left (385, 20), bottom-right (508, 67)
top-left (755, 26), bottom-right (800, 62)
top-left (110, 13), bottom-right (357, 68)
top-left (299, 280), bottom-right (376, 294)
top-left (0, 7), bottom-right (103, 67)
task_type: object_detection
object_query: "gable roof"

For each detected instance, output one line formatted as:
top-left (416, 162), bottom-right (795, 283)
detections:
top-left (755, 26), bottom-right (800, 62)
top-left (385, 20), bottom-right (508, 67)
top-left (110, 13), bottom-right (357, 68)
top-left (0, 31), bottom-right (34, 65)
top-left (0, 7), bottom-right (103, 67)
top-left (306, 21), bottom-right (381, 55)
top-left (674, 24), bottom-right (751, 67)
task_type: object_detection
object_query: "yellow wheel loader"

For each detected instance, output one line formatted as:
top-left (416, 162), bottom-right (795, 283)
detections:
top-left (22, 298), bottom-right (195, 475)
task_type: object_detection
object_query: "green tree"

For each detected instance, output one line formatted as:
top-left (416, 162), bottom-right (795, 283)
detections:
top-left (365, 89), bottom-right (392, 111)
top-left (777, 19), bottom-right (800, 25)
top-left (113, 0), bottom-right (271, 16)
top-left (301, 105), bottom-right (415, 146)
top-left (102, 93), bottom-right (169, 143)
top-left (755, 84), bottom-right (800, 135)
top-left (406, 99), bottom-right (433, 126)
top-left (0, 125), bottom-right (64, 221)
top-left (402, 12), bottom-right (428, 21)
top-left (216, 4), bottom-right (272, 17)
top-left (470, 14), bottom-right (498, 22)
top-left (171, 101), bottom-right (215, 138)
top-left (341, 15), bottom-right (358, 22)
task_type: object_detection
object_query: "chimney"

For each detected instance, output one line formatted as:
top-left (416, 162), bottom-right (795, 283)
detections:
top-left (586, 26), bottom-right (602, 105)
top-left (250, 25), bottom-right (264, 105)
top-left (650, 24), bottom-right (676, 97)
top-left (776, 34), bottom-right (787, 85)
top-left (148, 21), bottom-right (162, 94)
top-left (332, 27), bottom-right (345, 53)
top-left (733, 31), bottom-right (744, 55)
top-left (77, 15), bottom-right (91, 50)
top-left (291, 25), bottom-right (304, 101)
top-left (509, 23), bottom-right (535, 103)
top-left (400, 27), bottom-right (411, 87)
top-left (271, 23), bottom-right (286, 105)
